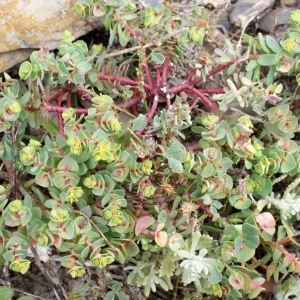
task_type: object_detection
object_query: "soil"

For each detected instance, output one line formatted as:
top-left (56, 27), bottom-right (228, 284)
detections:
top-left (1, 0), bottom-right (299, 299)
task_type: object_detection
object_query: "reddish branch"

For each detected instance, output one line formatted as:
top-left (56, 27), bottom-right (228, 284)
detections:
top-left (42, 104), bottom-right (88, 114)
top-left (194, 200), bottom-right (215, 218)
top-left (97, 74), bottom-right (152, 91)
top-left (57, 91), bottom-right (64, 137)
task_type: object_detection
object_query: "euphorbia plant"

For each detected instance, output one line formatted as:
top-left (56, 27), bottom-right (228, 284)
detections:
top-left (1, 1), bottom-right (300, 299)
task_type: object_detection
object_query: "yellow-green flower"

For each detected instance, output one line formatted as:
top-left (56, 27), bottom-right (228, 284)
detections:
top-left (141, 159), bottom-right (153, 175)
top-left (93, 140), bottom-right (115, 162)
top-left (20, 145), bottom-right (37, 162)
top-left (51, 208), bottom-right (69, 222)
top-left (91, 253), bottom-right (115, 268)
top-left (62, 108), bottom-right (74, 121)
top-left (143, 184), bottom-right (156, 198)
top-left (66, 187), bottom-right (84, 203)
top-left (92, 95), bottom-right (113, 107)
top-left (29, 139), bottom-right (41, 148)
top-left (283, 38), bottom-right (297, 52)
top-left (10, 259), bottom-right (31, 274)
top-left (19, 61), bottom-right (32, 80)
top-left (66, 137), bottom-right (82, 155)
top-left (92, 44), bottom-right (102, 54)
top-left (201, 114), bottom-right (219, 128)
top-left (68, 265), bottom-right (85, 278)
top-left (83, 176), bottom-right (97, 188)
top-left (109, 117), bottom-right (121, 133)
top-left (238, 116), bottom-right (253, 128)
top-left (8, 102), bottom-right (21, 114)
top-left (290, 10), bottom-right (300, 23)
top-left (37, 233), bottom-right (48, 246)
top-left (10, 200), bottom-right (22, 213)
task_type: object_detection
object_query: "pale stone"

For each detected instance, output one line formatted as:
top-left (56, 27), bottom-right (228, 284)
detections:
top-left (0, 0), bottom-right (102, 73)
top-left (230, 0), bottom-right (275, 28)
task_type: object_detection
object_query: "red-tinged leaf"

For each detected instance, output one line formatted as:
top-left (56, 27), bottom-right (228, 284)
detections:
top-left (53, 234), bottom-right (62, 249)
top-left (155, 231), bottom-right (167, 247)
top-left (155, 222), bottom-right (165, 233)
top-left (256, 212), bottom-right (276, 235)
top-left (249, 277), bottom-right (265, 290)
top-left (229, 272), bottom-right (244, 290)
top-left (135, 216), bottom-right (155, 236)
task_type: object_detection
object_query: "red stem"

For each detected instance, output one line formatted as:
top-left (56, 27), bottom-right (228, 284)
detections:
top-left (166, 94), bottom-right (171, 108)
top-left (57, 91), bottom-right (64, 137)
top-left (186, 144), bottom-right (201, 151)
top-left (161, 49), bottom-right (171, 89)
top-left (189, 58), bottom-right (240, 86)
top-left (188, 87), bottom-right (217, 112)
top-left (194, 200), bottom-right (215, 218)
top-left (42, 104), bottom-right (88, 114)
top-left (66, 92), bottom-right (71, 108)
top-left (97, 74), bottom-right (152, 91)
top-left (143, 57), bottom-right (154, 89)
top-left (117, 95), bottom-right (142, 109)
top-left (136, 94), bottom-right (159, 135)
top-left (48, 91), bottom-right (63, 102)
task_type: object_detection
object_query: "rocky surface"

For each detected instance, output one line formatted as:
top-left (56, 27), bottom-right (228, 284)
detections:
top-left (0, 0), bottom-right (101, 73)
top-left (259, 7), bottom-right (296, 32)
top-left (230, 0), bottom-right (275, 27)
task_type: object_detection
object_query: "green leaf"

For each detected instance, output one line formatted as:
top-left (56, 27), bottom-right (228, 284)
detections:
top-left (258, 32), bottom-right (270, 53)
top-left (168, 157), bottom-right (183, 173)
top-left (233, 196), bottom-right (251, 210)
top-left (116, 292), bottom-right (129, 300)
top-left (151, 52), bottom-right (165, 65)
top-left (0, 286), bottom-right (14, 299)
top-left (280, 154), bottom-right (296, 173)
top-left (41, 118), bottom-right (59, 135)
top-left (258, 54), bottom-right (278, 66)
top-left (118, 24), bottom-right (127, 47)
top-left (166, 139), bottom-right (186, 161)
top-left (235, 246), bottom-right (255, 262)
top-left (57, 156), bottom-right (79, 172)
top-left (35, 172), bottom-right (49, 188)
top-left (18, 296), bottom-right (35, 300)
top-left (77, 62), bottom-right (92, 73)
top-left (244, 236), bottom-right (259, 249)
top-left (132, 114), bottom-right (147, 131)
top-left (104, 291), bottom-right (115, 300)
top-left (159, 250), bottom-right (176, 277)
top-left (168, 233), bottom-right (184, 251)
top-left (266, 35), bottom-right (281, 53)
top-left (209, 268), bottom-right (222, 284)
top-left (242, 223), bottom-right (260, 237)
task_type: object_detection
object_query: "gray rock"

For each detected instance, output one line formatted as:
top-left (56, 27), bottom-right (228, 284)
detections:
top-left (0, 0), bottom-right (101, 73)
top-left (230, 0), bottom-right (275, 28)
top-left (280, 0), bottom-right (300, 6)
top-left (259, 7), bottom-right (296, 32)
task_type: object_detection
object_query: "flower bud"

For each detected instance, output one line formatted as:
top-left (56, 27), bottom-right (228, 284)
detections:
top-left (283, 38), bottom-right (297, 52)
top-left (141, 159), bottom-right (153, 175)
top-left (19, 61), bottom-right (32, 80)
top-left (10, 259), bottom-right (30, 274)
top-left (62, 108), bottom-right (74, 122)
top-left (143, 184), bottom-right (156, 198)
top-left (66, 187), bottom-right (84, 203)
top-left (83, 176), bottom-right (97, 188)
top-left (8, 102), bottom-right (21, 114)
top-left (10, 200), bottom-right (22, 212)
top-left (201, 114), bottom-right (219, 128)
top-left (68, 265), bottom-right (85, 278)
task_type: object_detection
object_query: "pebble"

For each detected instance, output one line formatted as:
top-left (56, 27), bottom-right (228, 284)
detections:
top-left (230, 0), bottom-right (275, 27)
top-left (258, 7), bottom-right (296, 32)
